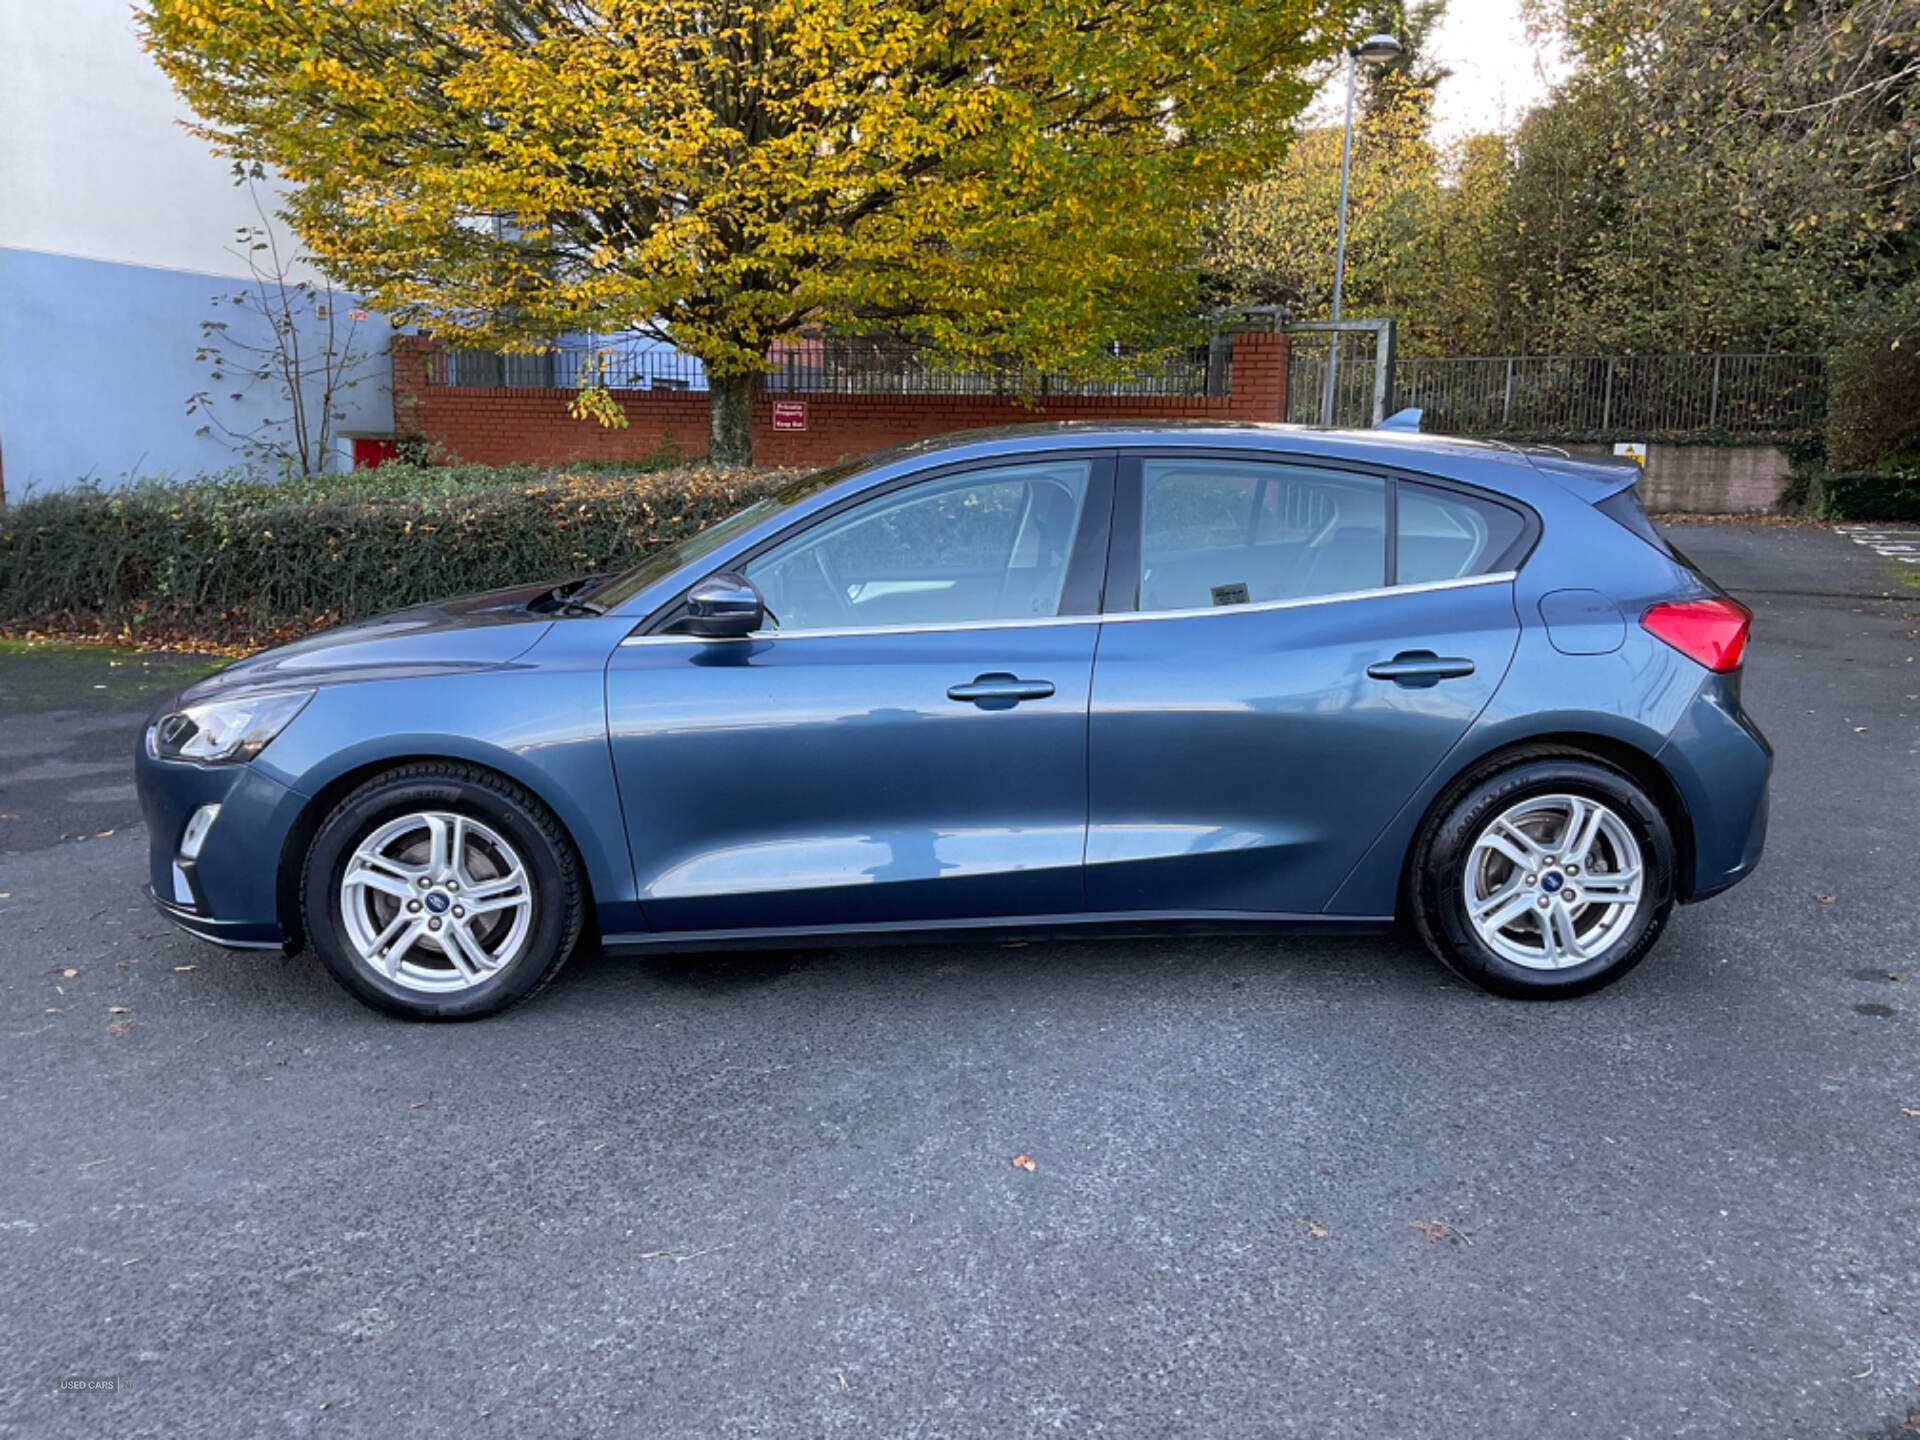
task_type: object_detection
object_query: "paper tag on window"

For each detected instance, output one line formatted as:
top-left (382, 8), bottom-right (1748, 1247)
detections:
top-left (1210, 582), bottom-right (1250, 607)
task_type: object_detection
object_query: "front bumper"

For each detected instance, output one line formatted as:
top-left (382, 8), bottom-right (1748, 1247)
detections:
top-left (134, 734), bottom-right (305, 950)
top-left (146, 888), bottom-right (286, 949)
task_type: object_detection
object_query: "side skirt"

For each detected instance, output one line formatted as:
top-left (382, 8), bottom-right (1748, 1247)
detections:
top-left (600, 909), bottom-right (1395, 956)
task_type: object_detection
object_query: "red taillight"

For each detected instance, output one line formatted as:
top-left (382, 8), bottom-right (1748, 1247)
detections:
top-left (1642, 597), bottom-right (1751, 672)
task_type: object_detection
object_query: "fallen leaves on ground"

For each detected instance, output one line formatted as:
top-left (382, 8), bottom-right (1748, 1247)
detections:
top-left (636, 1243), bottom-right (734, 1263)
top-left (107, 1006), bottom-right (131, 1014)
top-left (1411, 1220), bottom-right (1472, 1245)
top-left (1816, 893), bottom-right (1836, 904)
top-left (1011, 1154), bottom-right (1036, 1172)
top-left (173, 965), bottom-right (196, 972)
top-left (1901, 1107), bottom-right (1920, 1118)
top-left (107, 1022), bottom-right (132, 1036)
top-left (1298, 1218), bottom-right (1329, 1238)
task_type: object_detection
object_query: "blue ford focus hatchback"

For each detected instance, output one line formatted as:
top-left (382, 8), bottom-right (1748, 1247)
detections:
top-left (136, 424), bottom-right (1769, 1019)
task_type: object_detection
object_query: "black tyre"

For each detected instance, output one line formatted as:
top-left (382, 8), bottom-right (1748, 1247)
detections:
top-left (301, 762), bottom-right (585, 1020)
top-left (1407, 752), bottom-right (1677, 999)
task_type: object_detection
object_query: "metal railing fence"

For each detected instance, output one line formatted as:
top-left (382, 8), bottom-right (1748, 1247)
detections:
top-left (441, 335), bottom-right (1824, 438)
top-left (1391, 353), bottom-right (1824, 439)
top-left (438, 334), bottom-right (1228, 400)
top-left (441, 344), bottom-right (697, 391)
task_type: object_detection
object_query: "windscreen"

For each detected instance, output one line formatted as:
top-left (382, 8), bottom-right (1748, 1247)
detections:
top-left (588, 458), bottom-right (875, 611)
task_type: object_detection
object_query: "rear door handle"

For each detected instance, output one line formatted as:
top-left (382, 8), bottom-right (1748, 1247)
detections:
top-left (947, 672), bottom-right (1056, 707)
top-left (1366, 651), bottom-right (1476, 688)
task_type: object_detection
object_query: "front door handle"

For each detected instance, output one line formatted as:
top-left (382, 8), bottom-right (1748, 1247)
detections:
top-left (947, 672), bottom-right (1056, 708)
top-left (1366, 651), bottom-right (1476, 688)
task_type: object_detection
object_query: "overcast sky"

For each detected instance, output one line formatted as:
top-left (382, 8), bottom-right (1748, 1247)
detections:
top-left (1424, 0), bottom-right (1570, 141)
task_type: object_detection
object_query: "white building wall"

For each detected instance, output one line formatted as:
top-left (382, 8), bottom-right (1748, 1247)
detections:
top-left (0, 0), bottom-right (393, 495)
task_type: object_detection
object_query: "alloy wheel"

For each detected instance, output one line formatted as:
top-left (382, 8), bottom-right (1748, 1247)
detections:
top-left (1463, 793), bottom-right (1645, 970)
top-left (338, 811), bottom-right (534, 993)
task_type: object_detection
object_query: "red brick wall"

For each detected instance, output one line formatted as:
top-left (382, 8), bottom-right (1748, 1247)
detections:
top-left (392, 332), bottom-right (1290, 468)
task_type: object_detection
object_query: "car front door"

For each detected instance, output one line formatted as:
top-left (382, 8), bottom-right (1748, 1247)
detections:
top-left (606, 454), bottom-right (1114, 934)
top-left (1085, 452), bottom-right (1529, 917)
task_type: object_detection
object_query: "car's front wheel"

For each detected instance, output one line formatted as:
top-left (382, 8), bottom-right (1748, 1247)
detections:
top-left (1408, 752), bottom-right (1677, 999)
top-left (302, 763), bottom-right (584, 1020)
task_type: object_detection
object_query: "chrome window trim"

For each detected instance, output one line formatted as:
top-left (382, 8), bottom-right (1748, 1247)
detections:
top-left (618, 570), bottom-right (1517, 646)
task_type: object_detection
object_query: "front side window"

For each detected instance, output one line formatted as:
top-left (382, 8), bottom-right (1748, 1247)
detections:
top-left (1138, 459), bottom-right (1387, 612)
top-left (743, 460), bottom-right (1093, 632)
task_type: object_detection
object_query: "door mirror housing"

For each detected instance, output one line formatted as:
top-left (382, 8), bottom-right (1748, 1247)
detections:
top-left (684, 572), bottom-right (766, 637)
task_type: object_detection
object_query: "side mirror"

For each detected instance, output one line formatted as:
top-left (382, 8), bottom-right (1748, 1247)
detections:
top-left (684, 572), bottom-right (766, 638)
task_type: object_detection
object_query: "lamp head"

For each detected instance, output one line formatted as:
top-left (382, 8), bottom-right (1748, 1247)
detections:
top-left (1353, 33), bottom-right (1404, 64)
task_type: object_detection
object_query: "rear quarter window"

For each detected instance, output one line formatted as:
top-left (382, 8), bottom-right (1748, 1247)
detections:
top-left (1396, 483), bottom-right (1528, 585)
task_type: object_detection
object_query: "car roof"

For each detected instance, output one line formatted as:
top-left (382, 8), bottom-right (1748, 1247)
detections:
top-left (844, 420), bottom-right (1637, 500)
top-left (610, 421), bottom-right (1637, 616)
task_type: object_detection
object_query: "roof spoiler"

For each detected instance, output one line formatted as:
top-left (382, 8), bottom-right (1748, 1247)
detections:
top-left (1377, 408), bottom-right (1422, 432)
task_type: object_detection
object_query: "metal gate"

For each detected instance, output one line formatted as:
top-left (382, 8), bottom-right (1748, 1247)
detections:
top-left (1285, 319), bottom-right (1397, 428)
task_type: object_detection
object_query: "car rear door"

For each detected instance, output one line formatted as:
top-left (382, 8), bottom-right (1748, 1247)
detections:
top-left (1084, 451), bottom-right (1529, 917)
top-left (605, 453), bottom-right (1114, 934)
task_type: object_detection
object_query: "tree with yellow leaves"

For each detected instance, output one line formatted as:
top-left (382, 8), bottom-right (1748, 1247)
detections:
top-left (1200, 90), bottom-right (1436, 325)
top-left (143, 0), bottom-right (1360, 463)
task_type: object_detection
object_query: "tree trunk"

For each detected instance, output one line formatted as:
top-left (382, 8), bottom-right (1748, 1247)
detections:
top-left (708, 371), bottom-right (760, 466)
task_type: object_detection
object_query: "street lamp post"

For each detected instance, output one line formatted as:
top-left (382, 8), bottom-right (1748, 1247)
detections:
top-left (1320, 32), bottom-right (1404, 425)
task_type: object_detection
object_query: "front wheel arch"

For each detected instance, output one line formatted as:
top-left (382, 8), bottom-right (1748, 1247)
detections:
top-left (275, 753), bottom-right (597, 955)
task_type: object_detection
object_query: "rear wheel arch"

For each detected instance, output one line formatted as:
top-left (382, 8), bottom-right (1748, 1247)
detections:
top-left (1404, 732), bottom-right (1695, 905)
top-left (1404, 749), bottom-right (1678, 997)
top-left (275, 753), bottom-right (597, 954)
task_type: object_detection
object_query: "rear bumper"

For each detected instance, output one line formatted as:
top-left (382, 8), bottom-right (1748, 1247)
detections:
top-left (1657, 672), bottom-right (1772, 902)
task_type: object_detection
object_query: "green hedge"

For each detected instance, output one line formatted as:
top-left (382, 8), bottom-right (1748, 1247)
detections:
top-left (0, 463), bottom-right (790, 648)
top-left (1810, 467), bottom-right (1920, 522)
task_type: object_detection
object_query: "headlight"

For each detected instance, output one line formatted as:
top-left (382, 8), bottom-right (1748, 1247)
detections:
top-left (146, 691), bottom-right (314, 764)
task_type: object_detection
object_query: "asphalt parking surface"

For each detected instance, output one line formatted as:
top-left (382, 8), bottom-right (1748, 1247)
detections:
top-left (2, 524), bottom-right (1917, 1439)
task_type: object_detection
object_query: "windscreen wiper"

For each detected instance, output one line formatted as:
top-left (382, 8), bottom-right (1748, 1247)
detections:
top-left (528, 576), bottom-right (608, 616)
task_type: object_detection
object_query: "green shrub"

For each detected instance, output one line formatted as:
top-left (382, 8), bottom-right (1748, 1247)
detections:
top-left (0, 463), bottom-right (790, 648)
top-left (1826, 324), bottom-right (1920, 472)
top-left (1810, 466), bottom-right (1920, 522)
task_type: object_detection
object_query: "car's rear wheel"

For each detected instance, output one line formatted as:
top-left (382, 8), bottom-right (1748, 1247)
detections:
top-left (302, 763), bottom-right (584, 1020)
top-left (1408, 753), bottom-right (1677, 999)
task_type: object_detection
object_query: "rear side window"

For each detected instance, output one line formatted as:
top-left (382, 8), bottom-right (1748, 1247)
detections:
top-left (1396, 483), bottom-right (1527, 585)
top-left (1139, 459), bottom-right (1387, 610)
